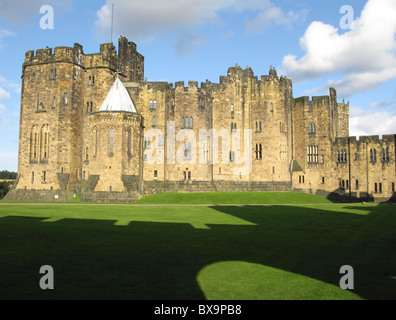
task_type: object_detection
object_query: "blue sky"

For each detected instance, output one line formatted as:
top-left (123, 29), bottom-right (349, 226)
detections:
top-left (0, 0), bottom-right (395, 171)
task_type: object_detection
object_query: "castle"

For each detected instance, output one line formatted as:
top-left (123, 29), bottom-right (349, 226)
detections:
top-left (5, 36), bottom-right (396, 202)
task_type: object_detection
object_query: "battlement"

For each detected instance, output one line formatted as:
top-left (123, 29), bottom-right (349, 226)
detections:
top-left (334, 135), bottom-right (396, 147)
top-left (23, 36), bottom-right (144, 82)
top-left (351, 135), bottom-right (396, 143)
top-left (24, 43), bottom-right (84, 65)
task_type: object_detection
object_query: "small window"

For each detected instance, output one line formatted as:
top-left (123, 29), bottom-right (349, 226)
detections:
top-left (189, 117), bottom-right (193, 128)
top-left (43, 171), bottom-right (47, 183)
top-left (183, 171), bottom-right (186, 180)
top-left (152, 117), bottom-right (156, 127)
top-left (231, 104), bottom-right (234, 112)
top-left (374, 183), bottom-right (378, 193)
top-left (63, 93), bottom-right (68, 105)
top-left (392, 182), bottom-right (395, 193)
top-left (356, 180), bottom-right (359, 189)
top-left (32, 73), bottom-right (36, 83)
top-left (154, 170), bottom-right (158, 181)
top-left (270, 103), bottom-right (274, 112)
top-left (322, 177), bottom-right (325, 184)
top-left (188, 171), bottom-right (191, 180)
top-left (379, 183), bottom-right (382, 194)
top-left (182, 117), bottom-right (185, 129)
top-left (31, 172), bottom-right (34, 184)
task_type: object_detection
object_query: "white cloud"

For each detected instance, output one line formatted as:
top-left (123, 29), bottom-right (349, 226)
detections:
top-left (95, 0), bottom-right (228, 40)
top-left (245, 5), bottom-right (308, 34)
top-left (174, 34), bottom-right (207, 57)
top-left (0, 28), bottom-right (16, 50)
top-left (0, 0), bottom-right (72, 24)
top-left (0, 87), bottom-right (10, 100)
top-left (349, 106), bottom-right (396, 136)
top-left (280, 0), bottom-right (396, 96)
top-left (95, 0), bottom-right (308, 41)
top-left (0, 103), bottom-right (9, 128)
top-left (0, 76), bottom-right (21, 95)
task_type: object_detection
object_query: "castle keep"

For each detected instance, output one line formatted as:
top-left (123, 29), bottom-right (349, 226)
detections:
top-left (6, 36), bottom-right (396, 202)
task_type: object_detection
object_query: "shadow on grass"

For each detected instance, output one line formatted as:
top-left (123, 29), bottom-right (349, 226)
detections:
top-left (0, 204), bottom-right (395, 300)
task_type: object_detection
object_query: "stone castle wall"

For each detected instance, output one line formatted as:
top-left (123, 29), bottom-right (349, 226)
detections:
top-left (7, 36), bottom-right (396, 203)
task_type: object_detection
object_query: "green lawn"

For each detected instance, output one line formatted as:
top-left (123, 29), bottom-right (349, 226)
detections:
top-left (134, 191), bottom-right (333, 204)
top-left (0, 201), bottom-right (395, 300)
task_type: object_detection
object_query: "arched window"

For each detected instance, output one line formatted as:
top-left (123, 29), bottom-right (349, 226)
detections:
top-left (154, 100), bottom-right (157, 109)
top-left (43, 131), bottom-right (49, 158)
top-left (109, 128), bottom-right (115, 155)
top-left (270, 103), bottom-right (274, 112)
top-left (182, 117), bottom-right (185, 128)
top-left (30, 127), bottom-right (38, 160)
top-left (231, 104), bottom-right (234, 112)
top-left (190, 117), bottom-right (193, 128)
top-left (152, 117), bottom-right (156, 127)
top-left (259, 144), bottom-right (262, 159)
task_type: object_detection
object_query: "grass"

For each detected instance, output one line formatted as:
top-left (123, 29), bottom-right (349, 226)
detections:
top-left (134, 191), bottom-right (333, 204)
top-left (0, 200), bottom-right (395, 300)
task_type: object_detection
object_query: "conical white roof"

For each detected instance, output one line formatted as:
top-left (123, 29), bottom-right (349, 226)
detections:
top-left (99, 77), bottom-right (137, 113)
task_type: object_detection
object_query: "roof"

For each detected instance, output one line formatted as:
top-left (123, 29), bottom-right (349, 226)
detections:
top-left (99, 77), bottom-right (137, 113)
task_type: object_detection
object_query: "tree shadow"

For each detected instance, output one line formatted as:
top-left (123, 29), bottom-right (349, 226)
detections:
top-left (0, 204), bottom-right (395, 300)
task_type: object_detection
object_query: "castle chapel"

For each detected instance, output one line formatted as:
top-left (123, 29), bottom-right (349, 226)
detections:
top-left (6, 36), bottom-right (396, 202)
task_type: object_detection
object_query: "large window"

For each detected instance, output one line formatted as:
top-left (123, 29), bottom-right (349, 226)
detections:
top-left (307, 145), bottom-right (318, 163)
top-left (337, 150), bottom-right (347, 163)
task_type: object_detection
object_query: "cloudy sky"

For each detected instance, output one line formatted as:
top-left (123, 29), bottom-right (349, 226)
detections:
top-left (0, 0), bottom-right (395, 171)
